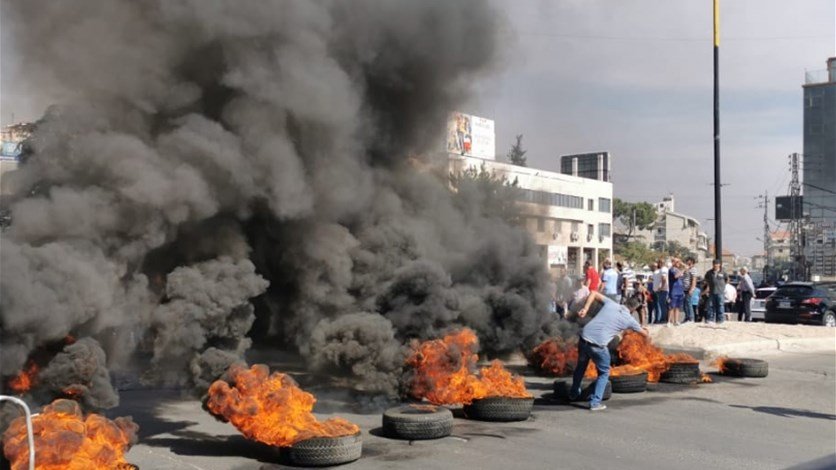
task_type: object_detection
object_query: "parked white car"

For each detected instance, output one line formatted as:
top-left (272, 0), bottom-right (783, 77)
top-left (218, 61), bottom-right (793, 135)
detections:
top-left (751, 287), bottom-right (777, 321)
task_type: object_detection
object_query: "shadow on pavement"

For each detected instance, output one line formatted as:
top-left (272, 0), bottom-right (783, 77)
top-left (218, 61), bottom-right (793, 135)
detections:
top-left (142, 429), bottom-right (282, 463)
top-left (785, 453), bottom-right (836, 470)
top-left (729, 404), bottom-right (836, 421)
top-left (111, 390), bottom-right (197, 439)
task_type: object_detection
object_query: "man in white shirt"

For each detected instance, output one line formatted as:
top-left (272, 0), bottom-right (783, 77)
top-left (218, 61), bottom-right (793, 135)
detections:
top-left (651, 259), bottom-right (669, 324)
top-left (737, 267), bottom-right (756, 322)
top-left (723, 282), bottom-right (737, 322)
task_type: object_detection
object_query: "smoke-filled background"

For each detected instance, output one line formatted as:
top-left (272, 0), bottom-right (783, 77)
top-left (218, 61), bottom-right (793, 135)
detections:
top-left (0, 0), bottom-right (559, 399)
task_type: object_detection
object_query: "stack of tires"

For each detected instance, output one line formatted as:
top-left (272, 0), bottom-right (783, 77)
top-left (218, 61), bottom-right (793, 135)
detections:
top-left (382, 405), bottom-right (454, 440)
top-left (463, 397), bottom-right (534, 422)
top-left (610, 371), bottom-right (649, 393)
top-left (285, 433), bottom-right (363, 467)
top-left (660, 362), bottom-right (701, 384)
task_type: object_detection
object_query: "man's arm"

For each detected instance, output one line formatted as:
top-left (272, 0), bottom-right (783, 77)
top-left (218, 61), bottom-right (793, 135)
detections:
top-left (624, 314), bottom-right (649, 337)
top-left (577, 290), bottom-right (604, 318)
top-left (688, 270), bottom-right (696, 293)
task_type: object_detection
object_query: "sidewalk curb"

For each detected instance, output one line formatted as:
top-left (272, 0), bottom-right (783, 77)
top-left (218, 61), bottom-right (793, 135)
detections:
top-left (657, 336), bottom-right (836, 360)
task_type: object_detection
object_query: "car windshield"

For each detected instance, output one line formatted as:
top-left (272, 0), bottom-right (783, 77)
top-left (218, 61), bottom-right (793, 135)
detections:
top-left (775, 285), bottom-right (813, 297)
top-left (755, 289), bottom-right (775, 300)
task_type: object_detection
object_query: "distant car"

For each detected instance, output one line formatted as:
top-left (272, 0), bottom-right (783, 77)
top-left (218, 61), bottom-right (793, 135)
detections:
top-left (750, 287), bottom-right (777, 322)
top-left (764, 282), bottom-right (836, 326)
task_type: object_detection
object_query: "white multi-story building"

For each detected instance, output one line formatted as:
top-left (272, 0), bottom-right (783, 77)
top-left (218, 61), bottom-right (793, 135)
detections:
top-left (449, 155), bottom-right (613, 278)
top-left (628, 194), bottom-right (709, 262)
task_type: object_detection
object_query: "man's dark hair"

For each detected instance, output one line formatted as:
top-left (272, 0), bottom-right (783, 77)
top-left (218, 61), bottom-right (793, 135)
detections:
top-left (686, 256), bottom-right (696, 264)
top-left (624, 296), bottom-right (642, 312)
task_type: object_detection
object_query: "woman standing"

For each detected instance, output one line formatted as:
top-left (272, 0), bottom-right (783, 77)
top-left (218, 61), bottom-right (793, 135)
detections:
top-left (667, 258), bottom-right (685, 326)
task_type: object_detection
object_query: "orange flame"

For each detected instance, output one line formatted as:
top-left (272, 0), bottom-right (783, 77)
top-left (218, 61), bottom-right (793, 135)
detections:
top-left (7, 362), bottom-right (39, 394)
top-left (2, 399), bottom-right (138, 470)
top-left (700, 373), bottom-right (713, 383)
top-left (205, 364), bottom-right (360, 447)
top-left (712, 356), bottom-right (730, 374)
top-left (405, 329), bottom-right (531, 405)
top-left (528, 338), bottom-right (579, 376)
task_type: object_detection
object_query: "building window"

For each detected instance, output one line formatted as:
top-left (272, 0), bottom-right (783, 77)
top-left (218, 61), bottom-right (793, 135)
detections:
top-left (588, 224), bottom-right (594, 235)
top-left (599, 223), bottom-right (611, 237)
top-left (598, 198), bottom-right (611, 213)
top-left (587, 199), bottom-right (594, 211)
top-left (516, 188), bottom-right (584, 209)
top-left (537, 217), bottom-right (545, 232)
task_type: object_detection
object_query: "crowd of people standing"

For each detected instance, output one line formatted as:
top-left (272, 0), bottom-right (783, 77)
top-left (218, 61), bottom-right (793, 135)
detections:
top-left (551, 257), bottom-right (758, 326)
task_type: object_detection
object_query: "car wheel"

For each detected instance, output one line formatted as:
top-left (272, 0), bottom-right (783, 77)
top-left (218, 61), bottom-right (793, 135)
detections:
top-left (382, 405), bottom-right (453, 440)
top-left (823, 311), bottom-right (836, 328)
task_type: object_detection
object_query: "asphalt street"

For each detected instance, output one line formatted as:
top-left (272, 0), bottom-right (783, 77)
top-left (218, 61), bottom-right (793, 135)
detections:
top-left (118, 350), bottom-right (836, 470)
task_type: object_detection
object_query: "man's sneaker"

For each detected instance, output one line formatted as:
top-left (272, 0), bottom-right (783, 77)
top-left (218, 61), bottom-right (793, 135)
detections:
top-left (706, 321), bottom-right (716, 325)
top-left (568, 392), bottom-right (580, 401)
top-left (589, 403), bottom-right (607, 411)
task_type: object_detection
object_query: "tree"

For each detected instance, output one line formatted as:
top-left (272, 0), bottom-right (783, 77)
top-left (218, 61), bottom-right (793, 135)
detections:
top-left (450, 163), bottom-right (522, 225)
top-left (506, 134), bottom-right (527, 166)
top-left (613, 198), bottom-right (656, 239)
top-left (615, 241), bottom-right (660, 268)
top-left (660, 241), bottom-right (697, 261)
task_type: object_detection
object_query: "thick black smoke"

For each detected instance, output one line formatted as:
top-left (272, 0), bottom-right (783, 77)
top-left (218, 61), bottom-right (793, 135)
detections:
top-left (1, 0), bottom-right (553, 397)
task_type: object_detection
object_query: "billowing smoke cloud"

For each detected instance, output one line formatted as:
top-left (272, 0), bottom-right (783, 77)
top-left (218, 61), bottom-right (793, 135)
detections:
top-left (1, 0), bottom-right (554, 397)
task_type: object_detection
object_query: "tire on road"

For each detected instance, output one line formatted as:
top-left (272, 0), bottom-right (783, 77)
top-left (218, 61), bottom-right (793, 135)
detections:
top-left (720, 358), bottom-right (768, 378)
top-left (553, 378), bottom-right (612, 401)
top-left (463, 396), bottom-right (534, 422)
top-left (822, 311), bottom-right (836, 328)
top-left (660, 362), bottom-right (701, 384)
top-left (610, 371), bottom-right (648, 393)
top-left (382, 405), bottom-right (453, 440)
top-left (285, 433), bottom-right (362, 467)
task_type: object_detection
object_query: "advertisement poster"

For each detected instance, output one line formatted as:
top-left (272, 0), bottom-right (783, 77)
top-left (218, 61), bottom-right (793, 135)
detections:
top-left (446, 112), bottom-right (495, 160)
top-left (547, 245), bottom-right (568, 266)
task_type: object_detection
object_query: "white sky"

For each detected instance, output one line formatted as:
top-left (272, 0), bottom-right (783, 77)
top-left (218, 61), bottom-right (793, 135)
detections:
top-left (1, 1), bottom-right (834, 258)
top-left (467, 0), bottom-right (836, 257)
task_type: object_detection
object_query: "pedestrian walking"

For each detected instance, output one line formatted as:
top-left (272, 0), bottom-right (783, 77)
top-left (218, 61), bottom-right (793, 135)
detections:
top-left (704, 259), bottom-right (727, 324)
top-left (600, 260), bottom-right (620, 302)
top-left (737, 267), bottom-right (756, 322)
top-left (571, 291), bottom-right (649, 411)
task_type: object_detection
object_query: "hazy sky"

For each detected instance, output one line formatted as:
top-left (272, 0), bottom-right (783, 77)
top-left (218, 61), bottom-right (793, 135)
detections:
top-left (467, 0), bottom-right (835, 257)
top-left (2, 0), bottom-right (834, 257)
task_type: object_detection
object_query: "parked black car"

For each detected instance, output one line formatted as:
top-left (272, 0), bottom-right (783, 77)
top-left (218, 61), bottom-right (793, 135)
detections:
top-left (764, 282), bottom-right (836, 327)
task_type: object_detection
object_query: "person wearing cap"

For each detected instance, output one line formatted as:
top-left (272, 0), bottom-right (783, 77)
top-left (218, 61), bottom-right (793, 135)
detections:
top-left (703, 259), bottom-right (727, 324)
top-left (570, 291), bottom-right (649, 411)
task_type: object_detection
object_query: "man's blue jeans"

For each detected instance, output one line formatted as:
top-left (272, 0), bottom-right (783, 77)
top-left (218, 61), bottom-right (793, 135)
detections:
top-left (655, 292), bottom-right (669, 323)
top-left (708, 293), bottom-right (725, 323)
top-left (682, 297), bottom-right (695, 322)
top-left (571, 338), bottom-right (611, 407)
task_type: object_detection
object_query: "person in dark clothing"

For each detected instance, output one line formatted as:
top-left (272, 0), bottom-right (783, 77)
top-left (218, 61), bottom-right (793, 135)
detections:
top-left (703, 259), bottom-right (727, 324)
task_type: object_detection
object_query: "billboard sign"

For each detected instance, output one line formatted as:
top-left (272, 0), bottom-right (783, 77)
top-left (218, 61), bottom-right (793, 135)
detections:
top-left (446, 112), bottom-right (495, 160)
top-left (775, 196), bottom-right (804, 221)
top-left (547, 245), bottom-right (568, 266)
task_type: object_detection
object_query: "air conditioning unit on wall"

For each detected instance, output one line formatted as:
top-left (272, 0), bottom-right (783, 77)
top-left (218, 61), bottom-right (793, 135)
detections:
top-left (570, 231), bottom-right (579, 242)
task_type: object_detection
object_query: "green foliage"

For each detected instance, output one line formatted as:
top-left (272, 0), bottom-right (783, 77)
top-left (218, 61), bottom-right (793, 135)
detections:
top-left (507, 134), bottom-right (527, 167)
top-left (659, 241), bottom-right (697, 261)
top-left (613, 198), bottom-right (656, 238)
top-left (450, 163), bottom-right (522, 225)
top-left (615, 241), bottom-right (660, 267)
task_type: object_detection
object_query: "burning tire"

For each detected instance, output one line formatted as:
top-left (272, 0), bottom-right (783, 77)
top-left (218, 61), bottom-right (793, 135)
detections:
top-left (660, 362), bottom-right (701, 384)
top-left (553, 379), bottom-right (612, 402)
top-left (610, 371), bottom-right (648, 393)
top-left (382, 405), bottom-right (453, 440)
top-left (720, 358), bottom-right (768, 378)
top-left (463, 396), bottom-right (534, 422)
top-left (285, 433), bottom-right (362, 467)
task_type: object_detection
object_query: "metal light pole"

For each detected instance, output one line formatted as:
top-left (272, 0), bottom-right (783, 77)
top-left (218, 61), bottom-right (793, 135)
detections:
top-left (713, 0), bottom-right (723, 264)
